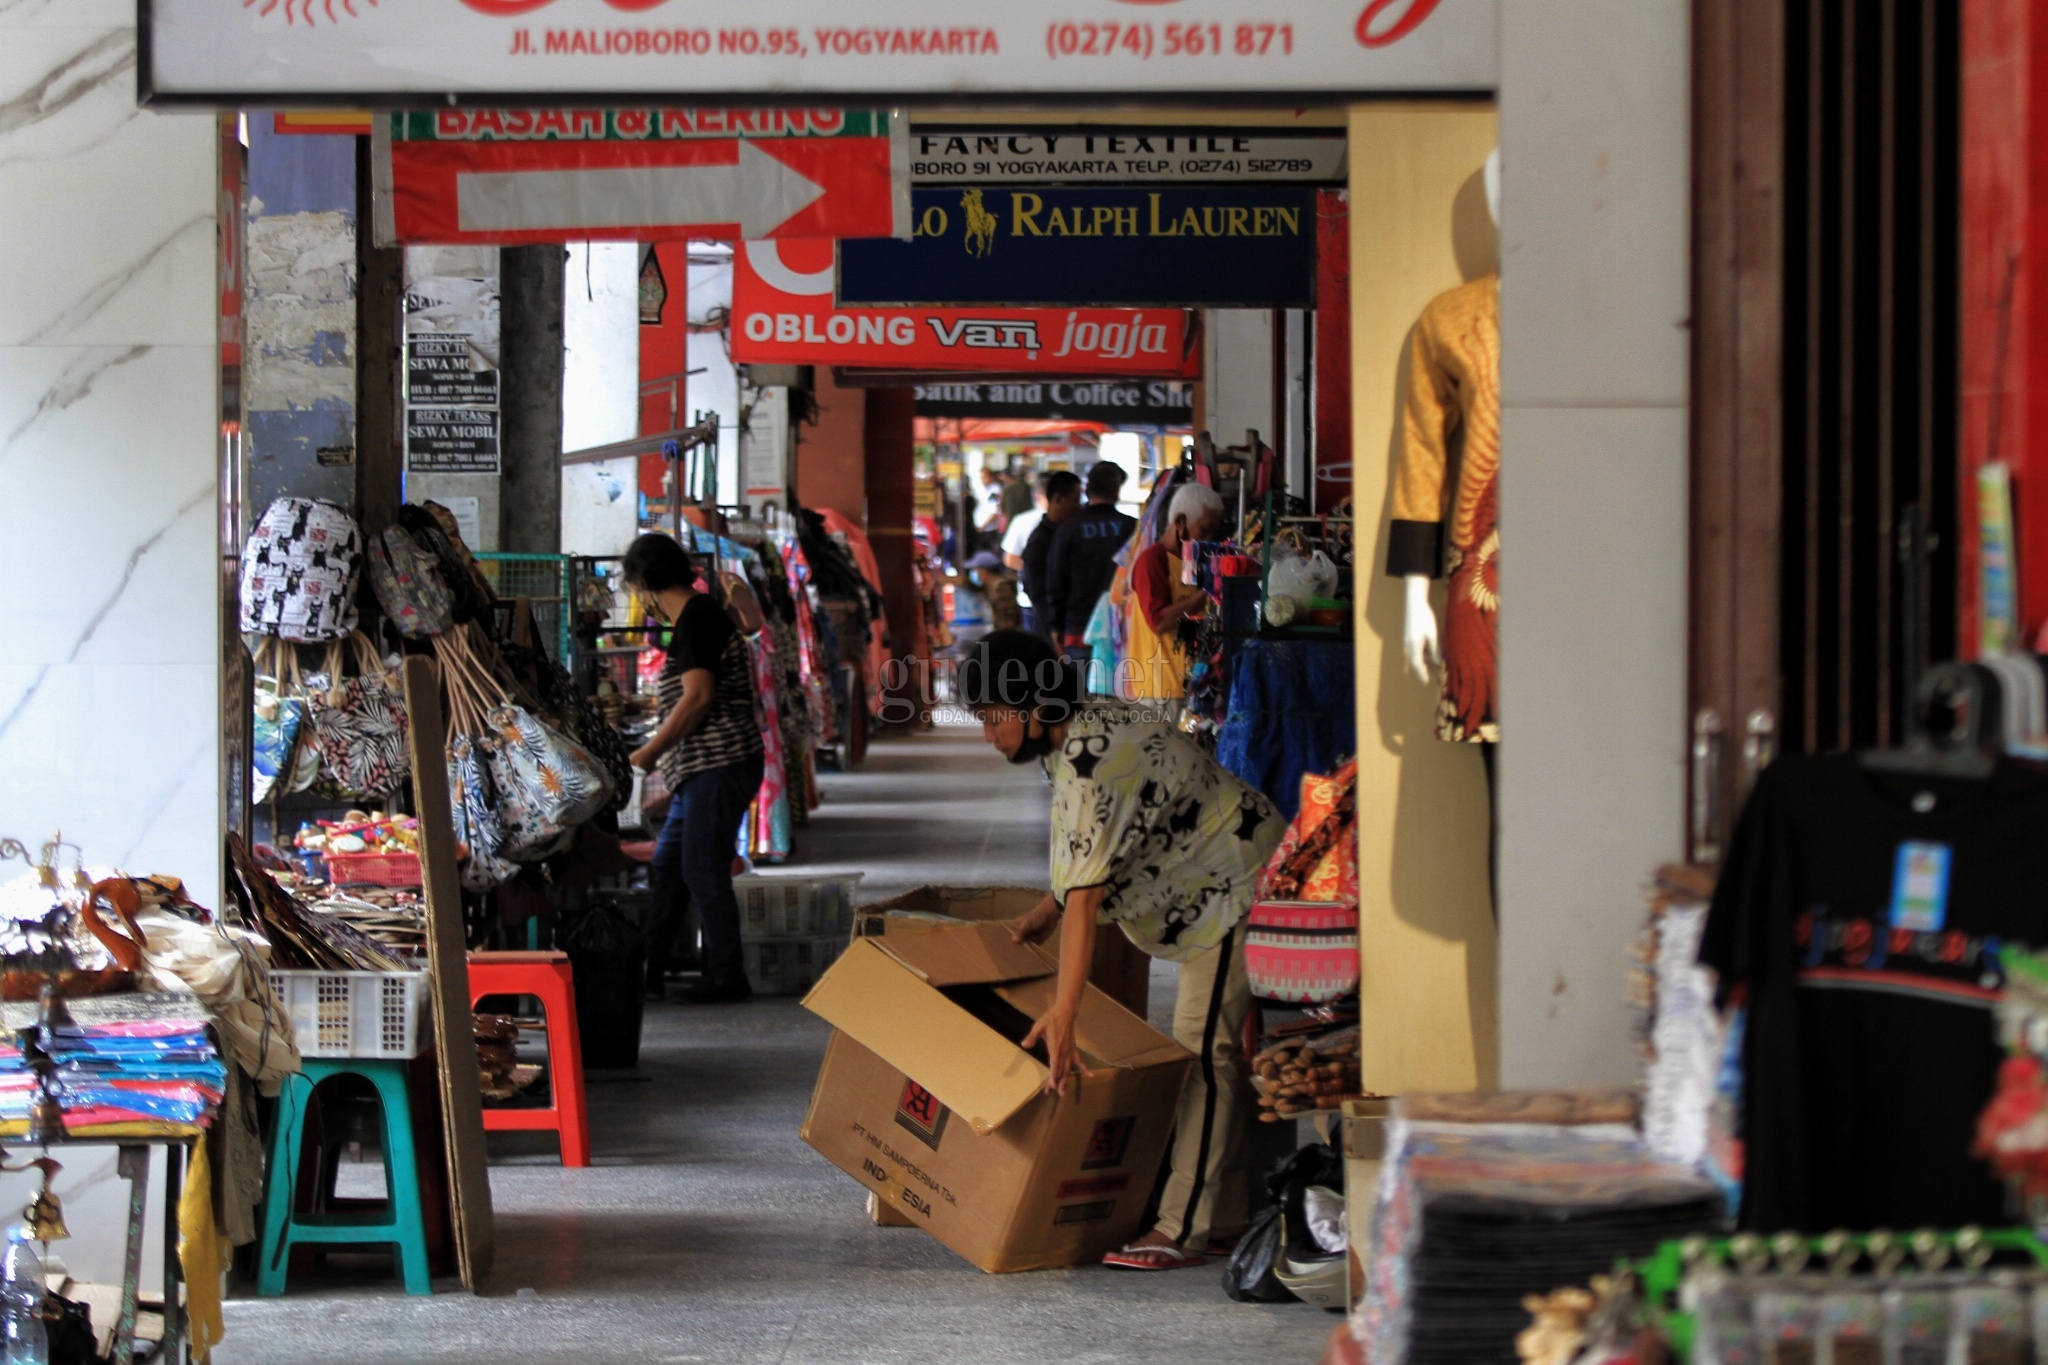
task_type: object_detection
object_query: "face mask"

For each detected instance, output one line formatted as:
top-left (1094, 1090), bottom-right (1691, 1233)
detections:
top-left (1008, 725), bottom-right (1056, 765)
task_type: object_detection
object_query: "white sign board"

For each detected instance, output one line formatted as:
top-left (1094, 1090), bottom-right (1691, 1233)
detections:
top-left (144, 0), bottom-right (1497, 101)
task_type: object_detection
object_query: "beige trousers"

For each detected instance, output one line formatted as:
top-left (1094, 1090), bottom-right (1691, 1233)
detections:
top-left (1152, 927), bottom-right (1253, 1246)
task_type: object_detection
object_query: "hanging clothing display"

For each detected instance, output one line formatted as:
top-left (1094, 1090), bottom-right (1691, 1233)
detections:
top-left (1387, 273), bottom-right (1499, 744)
top-left (1702, 753), bottom-right (2048, 1231)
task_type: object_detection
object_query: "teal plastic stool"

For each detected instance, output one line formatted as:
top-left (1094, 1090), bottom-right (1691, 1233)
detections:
top-left (257, 1058), bottom-right (433, 1296)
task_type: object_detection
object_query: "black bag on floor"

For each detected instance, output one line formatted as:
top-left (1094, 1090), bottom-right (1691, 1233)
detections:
top-left (1222, 1139), bottom-right (1348, 1304)
top-left (1221, 1203), bottom-right (1292, 1303)
top-left (561, 902), bottom-right (647, 1068)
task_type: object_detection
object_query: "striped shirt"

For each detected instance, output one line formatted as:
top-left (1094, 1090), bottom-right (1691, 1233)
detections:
top-left (656, 594), bottom-right (763, 786)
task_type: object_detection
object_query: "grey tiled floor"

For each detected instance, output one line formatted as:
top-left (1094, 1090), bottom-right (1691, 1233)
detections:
top-left (217, 724), bottom-right (1338, 1364)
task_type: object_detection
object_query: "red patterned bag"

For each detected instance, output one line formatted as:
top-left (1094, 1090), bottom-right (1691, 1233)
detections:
top-left (1245, 762), bottom-right (1359, 1005)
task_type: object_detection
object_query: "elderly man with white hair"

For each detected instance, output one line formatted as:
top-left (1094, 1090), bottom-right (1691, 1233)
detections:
top-left (1126, 481), bottom-right (1227, 700)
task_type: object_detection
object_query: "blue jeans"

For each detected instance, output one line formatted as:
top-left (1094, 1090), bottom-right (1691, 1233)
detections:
top-left (645, 752), bottom-right (764, 988)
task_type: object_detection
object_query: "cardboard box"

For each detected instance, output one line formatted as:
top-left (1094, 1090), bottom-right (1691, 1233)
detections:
top-left (853, 884), bottom-right (1153, 1017)
top-left (800, 921), bottom-right (1192, 1272)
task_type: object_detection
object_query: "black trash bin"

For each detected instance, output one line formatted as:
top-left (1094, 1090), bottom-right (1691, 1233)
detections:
top-left (561, 902), bottom-right (647, 1068)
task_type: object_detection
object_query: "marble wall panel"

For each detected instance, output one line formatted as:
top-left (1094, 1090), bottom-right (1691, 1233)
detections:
top-left (0, 11), bottom-right (221, 906)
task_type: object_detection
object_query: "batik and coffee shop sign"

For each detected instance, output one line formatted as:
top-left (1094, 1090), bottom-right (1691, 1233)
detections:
top-left (144, 0), bottom-right (1498, 100)
top-left (914, 381), bottom-right (1194, 426)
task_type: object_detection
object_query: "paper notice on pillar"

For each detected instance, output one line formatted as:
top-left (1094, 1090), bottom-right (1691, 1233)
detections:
top-left (407, 409), bottom-right (501, 474)
top-left (373, 108), bottom-right (909, 247)
top-left (732, 240), bottom-right (1199, 378)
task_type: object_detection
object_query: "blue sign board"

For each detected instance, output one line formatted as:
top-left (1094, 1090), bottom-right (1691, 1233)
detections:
top-left (838, 186), bottom-right (1318, 309)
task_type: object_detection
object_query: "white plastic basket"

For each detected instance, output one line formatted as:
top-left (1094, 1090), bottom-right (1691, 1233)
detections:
top-left (270, 969), bottom-right (431, 1059)
top-left (741, 938), bottom-right (846, 997)
top-left (735, 872), bottom-right (865, 940)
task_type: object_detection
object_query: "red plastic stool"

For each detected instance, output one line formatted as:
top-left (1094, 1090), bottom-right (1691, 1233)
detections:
top-left (468, 950), bottom-right (591, 1168)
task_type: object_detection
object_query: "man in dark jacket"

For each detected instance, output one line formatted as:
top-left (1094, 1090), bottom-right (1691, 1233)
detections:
top-left (1044, 462), bottom-right (1136, 656)
top-left (1019, 470), bottom-right (1082, 637)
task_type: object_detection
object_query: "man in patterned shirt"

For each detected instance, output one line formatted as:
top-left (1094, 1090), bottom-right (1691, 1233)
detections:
top-left (960, 629), bottom-right (1283, 1271)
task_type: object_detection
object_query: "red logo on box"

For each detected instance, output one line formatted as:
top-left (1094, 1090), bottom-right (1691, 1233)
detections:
top-left (1081, 1116), bottom-right (1136, 1170)
top-left (894, 1079), bottom-right (950, 1150)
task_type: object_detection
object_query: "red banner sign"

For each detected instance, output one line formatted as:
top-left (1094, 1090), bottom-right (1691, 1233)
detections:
top-left (374, 108), bottom-right (905, 246)
top-left (731, 240), bottom-right (1199, 376)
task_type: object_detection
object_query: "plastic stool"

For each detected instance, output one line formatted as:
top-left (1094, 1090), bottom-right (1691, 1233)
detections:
top-left (257, 1058), bottom-right (433, 1296)
top-left (469, 949), bottom-right (591, 1167)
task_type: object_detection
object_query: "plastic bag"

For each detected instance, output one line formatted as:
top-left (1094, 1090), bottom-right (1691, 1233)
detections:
top-left (1220, 1203), bottom-right (1292, 1304)
top-left (1269, 548), bottom-right (1338, 604)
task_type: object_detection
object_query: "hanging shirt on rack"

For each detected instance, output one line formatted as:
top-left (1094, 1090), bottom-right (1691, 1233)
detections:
top-left (1701, 752), bottom-right (2048, 1231)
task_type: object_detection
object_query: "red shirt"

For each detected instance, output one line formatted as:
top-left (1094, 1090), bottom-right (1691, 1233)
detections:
top-left (1131, 541), bottom-right (1179, 631)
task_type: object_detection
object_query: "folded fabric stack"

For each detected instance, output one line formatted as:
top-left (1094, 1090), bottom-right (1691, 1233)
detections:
top-left (0, 1018), bottom-right (223, 1129)
top-left (1358, 1120), bottom-right (1723, 1365)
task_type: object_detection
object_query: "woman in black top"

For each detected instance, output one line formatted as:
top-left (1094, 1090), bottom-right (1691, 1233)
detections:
top-left (624, 534), bottom-right (765, 1004)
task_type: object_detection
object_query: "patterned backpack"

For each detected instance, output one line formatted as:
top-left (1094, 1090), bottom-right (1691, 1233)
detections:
top-left (240, 498), bottom-right (363, 643)
top-left (367, 526), bottom-right (453, 638)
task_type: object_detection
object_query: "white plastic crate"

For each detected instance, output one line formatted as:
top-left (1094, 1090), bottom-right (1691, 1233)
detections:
top-left (741, 937), bottom-right (846, 997)
top-left (735, 872), bottom-right (865, 940)
top-left (271, 969), bottom-right (431, 1059)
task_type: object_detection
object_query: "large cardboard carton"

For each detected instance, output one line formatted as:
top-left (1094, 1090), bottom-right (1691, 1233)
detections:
top-left (853, 884), bottom-right (1153, 1017)
top-left (801, 921), bottom-right (1192, 1272)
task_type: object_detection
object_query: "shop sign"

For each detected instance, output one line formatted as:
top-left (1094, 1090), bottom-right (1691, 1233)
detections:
top-left (914, 380), bottom-right (1193, 426)
top-left (370, 109), bottom-right (907, 247)
top-left (909, 128), bottom-right (1346, 187)
top-left (839, 186), bottom-right (1316, 308)
top-left (408, 335), bottom-right (500, 405)
top-left (406, 408), bottom-right (502, 473)
top-left (404, 274), bottom-right (501, 474)
top-left (732, 240), bottom-right (1199, 378)
top-left (143, 1), bottom-right (1497, 102)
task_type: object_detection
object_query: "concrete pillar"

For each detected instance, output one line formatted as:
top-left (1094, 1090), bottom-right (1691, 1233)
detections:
top-left (1496, 0), bottom-right (1691, 1088)
top-left (0, 11), bottom-right (222, 905)
top-left (862, 388), bottom-right (925, 706)
top-left (797, 367), bottom-right (868, 522)
top-left (244, 117), bottom-right (357, 513)
top-left (356, 136), bottom-right (403, 536)
top-left (500, 243), bottom-right (565, 554)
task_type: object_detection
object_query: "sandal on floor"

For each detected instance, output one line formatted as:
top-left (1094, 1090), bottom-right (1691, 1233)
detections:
top-left (1102, 1242), bottom-right (1207, 1271)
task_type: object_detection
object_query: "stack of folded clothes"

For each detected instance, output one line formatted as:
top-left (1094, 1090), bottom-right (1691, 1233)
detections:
top-left (1357, 1105), bottom-right (1723, 1365)
top-left (0, 1015), bottom-right (223, 1130)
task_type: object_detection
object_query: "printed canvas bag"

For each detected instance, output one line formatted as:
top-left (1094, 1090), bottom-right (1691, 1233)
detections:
top-left (304, 632), bottom-right (412, 798)
top-left (239, 498), bottom-right (363, 643)
top-left (481, 704), bottom-right (613, 860)
top-left (250, 639), bottom-right (301, 806)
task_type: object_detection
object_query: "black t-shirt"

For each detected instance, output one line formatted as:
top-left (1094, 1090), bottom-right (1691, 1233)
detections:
top-left (1020, 515), bottom-right (1059, 612)
top-left (1702, 753), bottom-right (2048, 1231)
top-left (665, 590), bottom-right (735, 674)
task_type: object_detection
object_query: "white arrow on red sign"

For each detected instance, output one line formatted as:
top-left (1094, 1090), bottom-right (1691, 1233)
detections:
top-left (371, 109), bottom-right (907, 247)
top-left (455, 139), bottom-right (826, 238)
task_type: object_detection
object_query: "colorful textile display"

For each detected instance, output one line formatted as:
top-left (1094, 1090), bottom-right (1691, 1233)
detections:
top-left (0, 1017), bottom-right (224, 1129)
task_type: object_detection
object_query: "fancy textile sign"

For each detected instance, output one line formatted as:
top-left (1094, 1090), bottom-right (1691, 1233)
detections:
top-left (142, 0), bottom-right (1497, 101)
top-left (370, 109), bottom-right (906, 246)
top-left (732, 240), bottom-right (1200, 378)
top-left (839, 186), bottom-right (1317, 308)
top-left (908, 128), bottom-right (1347, 186)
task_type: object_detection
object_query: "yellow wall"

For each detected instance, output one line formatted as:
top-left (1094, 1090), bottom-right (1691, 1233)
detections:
top-left (1349, 103), bottom-right (1500, 1095)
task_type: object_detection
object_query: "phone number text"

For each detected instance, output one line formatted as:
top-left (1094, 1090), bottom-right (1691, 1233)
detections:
top-left (1045, 22), bottom-right (1296, 61)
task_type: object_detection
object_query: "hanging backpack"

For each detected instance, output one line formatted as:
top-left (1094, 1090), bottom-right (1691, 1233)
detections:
top-left (303, 632), bottom-right (412, 798)
top-left (239, 498), bottom-right (363, 643)
top-left (397, 502), bottom-right (497, 625)
top-left (367, 527), bottom-right (453, 638)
